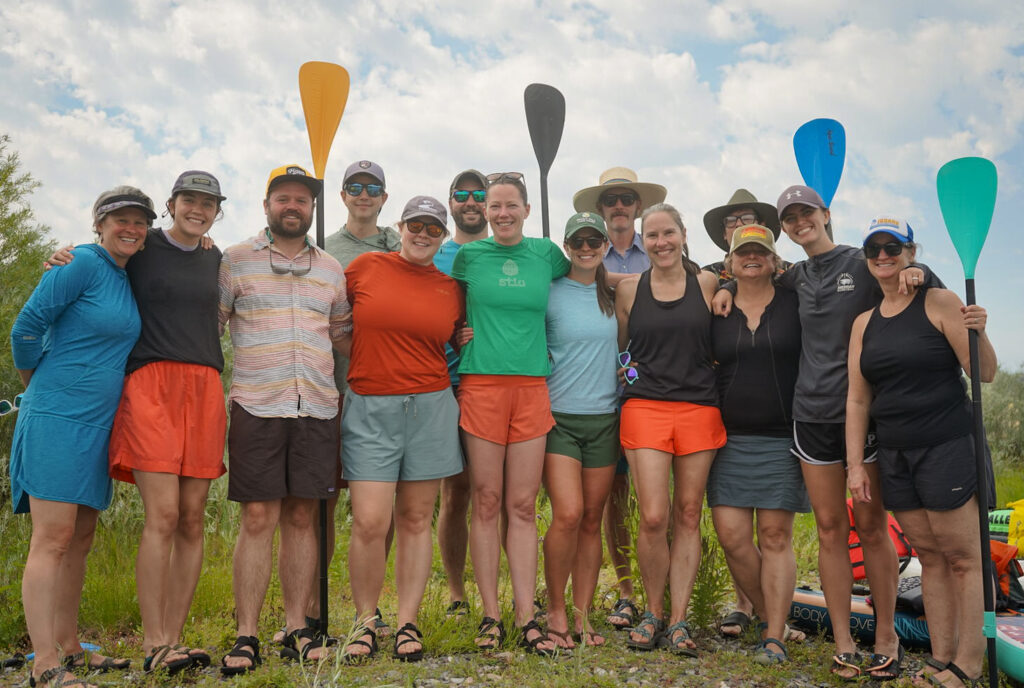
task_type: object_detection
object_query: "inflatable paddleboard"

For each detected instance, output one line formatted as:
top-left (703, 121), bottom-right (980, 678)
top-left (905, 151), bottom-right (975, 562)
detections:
top-left (998, 614), bottom-right (1024, 683)
top-left (789, 586), bottom-right (931, 649)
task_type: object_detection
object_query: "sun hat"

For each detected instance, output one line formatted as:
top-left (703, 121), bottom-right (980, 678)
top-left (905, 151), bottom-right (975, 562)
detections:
top-left (564, 211), bottom-right (609, 241)
top-left (572, 167), bottom-right (667, 213)
top-left (171, 170), bottom-right (226, 201)
top-left (863, 216), bottom-right (914, 245)
top-left (401, 195), bottom-right (448, 225)
top-left (703, 189), bottom-right (780, 251)
top-left (93, 186), bottom-right (157, 224)
top-left (265, 164), bottom-right (322, 198)
top-left (343, 160), bottom-right (386, 187)
top-left (728, 223), bottom-right (777, 255)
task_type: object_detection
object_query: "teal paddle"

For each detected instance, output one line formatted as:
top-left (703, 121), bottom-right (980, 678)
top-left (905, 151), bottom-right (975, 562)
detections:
top-left (937, 156), bottom-right (998, 687)
top-left (793, 118), bottom-right (844, 239)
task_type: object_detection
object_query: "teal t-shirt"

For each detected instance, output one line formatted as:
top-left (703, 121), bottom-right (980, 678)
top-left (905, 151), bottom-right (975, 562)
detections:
top-left (545, 277), bottom-right (618, 414)
top-left (451, 236), bottom-right (570, 376)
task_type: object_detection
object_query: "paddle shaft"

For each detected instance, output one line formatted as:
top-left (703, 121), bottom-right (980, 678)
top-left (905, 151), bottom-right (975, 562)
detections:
top-left (966, 279), bottom-right (999, 686)
top-left (540, 171), bottom-right (550, 238)
top-left (315, 188), bottom-right (329, 639)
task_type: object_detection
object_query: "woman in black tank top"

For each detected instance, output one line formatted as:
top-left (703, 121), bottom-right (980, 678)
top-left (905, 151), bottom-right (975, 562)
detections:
top-left (613, 203), bottom-right (724, 654)
top-left (847, 219), bottom-right (997, 685)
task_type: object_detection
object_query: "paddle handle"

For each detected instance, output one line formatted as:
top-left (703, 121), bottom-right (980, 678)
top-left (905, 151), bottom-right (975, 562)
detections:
top-left (540, 171), bottom-right (550, 239)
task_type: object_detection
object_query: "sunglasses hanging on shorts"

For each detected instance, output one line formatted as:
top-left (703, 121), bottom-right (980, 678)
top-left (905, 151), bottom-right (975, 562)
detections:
top-left (405, 220), bottom-right (446, 238)
top-left (452, 190), bottom-right (487, 203)
top-left (567, 236), bottom-right (605, 250)
top-left (617, 348), bottom-right (639, 385)
top-left (863, 241), bottom-right (908, 259)
top-left (344, 182), bottom-right (385, 198)
top-left (599, 192), bottom-right (638, 207)
top-left (0, 393), bottom-right (23, 416)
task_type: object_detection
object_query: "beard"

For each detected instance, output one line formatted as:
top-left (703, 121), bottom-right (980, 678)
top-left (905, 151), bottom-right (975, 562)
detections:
top-left (453, 207), bottom-right (487, 235)
top-left (267, 208), bottom-right (313, 239)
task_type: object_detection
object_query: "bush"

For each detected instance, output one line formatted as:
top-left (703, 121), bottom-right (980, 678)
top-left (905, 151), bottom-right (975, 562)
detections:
top-left (982, 367), bottom-right (1024, 465)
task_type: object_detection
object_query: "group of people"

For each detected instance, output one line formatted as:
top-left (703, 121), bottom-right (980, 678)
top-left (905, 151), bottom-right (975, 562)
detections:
top-left (7, 157), bottom-right (996, 688)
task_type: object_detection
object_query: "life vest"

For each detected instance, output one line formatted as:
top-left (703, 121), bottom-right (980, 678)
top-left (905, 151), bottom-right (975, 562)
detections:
top-left (847, 498), bottom-right (916, 580)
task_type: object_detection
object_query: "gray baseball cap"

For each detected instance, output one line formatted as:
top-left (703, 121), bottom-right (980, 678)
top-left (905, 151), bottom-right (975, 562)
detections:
top-left (344, 160), bottom-right (386, 187)
top-left (93, 186), bottom-right (157, 224)
top-left (401, 195), bottom-right (448, 225)
top-left (777, 184), bottom-right (826, 216)
top-left (171, 170), bottom-right (226, 201)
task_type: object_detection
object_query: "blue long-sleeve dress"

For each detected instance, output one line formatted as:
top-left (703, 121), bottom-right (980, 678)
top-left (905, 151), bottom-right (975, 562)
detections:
top-left (9, 244), bottom-right (141, 513)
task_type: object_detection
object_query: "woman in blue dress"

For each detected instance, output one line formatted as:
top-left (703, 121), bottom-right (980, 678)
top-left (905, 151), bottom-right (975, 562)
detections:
top-left (9, 186), bottom-right (152, 688)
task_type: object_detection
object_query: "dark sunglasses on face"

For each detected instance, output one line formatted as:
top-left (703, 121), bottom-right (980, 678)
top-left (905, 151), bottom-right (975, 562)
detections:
top-left (405, 220), bottom-right (446, 238)
top-left (567, 236), bottom-right (605, 250)
top-left (863, 241), bottom-right (907, 259)
top-left (344, 182), bottom-right (384, 198)
top-left (600, 192), bottom-right (638, 207)
top-left (724, 213), bottom-right (758, 227)
top-left (452, 190), bottom-right (487, 203)
top-left (617, 349), bottom-right (640, 385)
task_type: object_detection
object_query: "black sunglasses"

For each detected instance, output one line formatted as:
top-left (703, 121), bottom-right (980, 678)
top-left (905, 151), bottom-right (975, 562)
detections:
top-left (567, 236), bottom-right (605, 250)
top-left (863, 242), bottom-right (907, 259)
top-left (344, 182), bottom-right (384, 198)
top-left (600, 192), bottom-right (638, 207)
top-left (405, 220), bottom-right (446, 238)
top-left (452, 190), bottom-right (487, 203)
top-left (269, 247), bottom-right (313, 276)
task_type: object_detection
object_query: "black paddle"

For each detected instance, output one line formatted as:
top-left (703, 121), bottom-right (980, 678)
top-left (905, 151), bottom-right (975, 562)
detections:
top-left (524, 83), bottom-right (565, 238)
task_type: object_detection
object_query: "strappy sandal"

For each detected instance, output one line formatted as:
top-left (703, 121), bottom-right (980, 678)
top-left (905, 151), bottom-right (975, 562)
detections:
top-left (445, 600), bottom-right (470, 618)
top-left (393, 622), bottom-right (424, 662)
top-left (519, 619), bottom-right (556, 656)
top-left (545, 627), bottom-right (575, 650)
top-left (342, 626), bottom-right (377, 663)
top-left (625, 611), bottom-right (665, 651)
top-left (143, 644), bottom-right (191, 675)
top-left (830, 651), bottom-right (864, 681)
top-left (372, 607), bottom-right (391, 638)
top-left (281, 627), bottom-right (332, 662)
top-left (754, 637), bottom-right (788, 664)
top-left (169, 643), bottom-right (210, 669)
top-left (572, 630), bottom-right (605, 646)
top-left (475, 616), bottom-right (505, 651)
top-left (719, 610), bottom-right (751, 637)
top-left (929, 661), bottom-right (984, 687)
top-left (867, 644), bottom-right (905, 681)
top-left (662, 620), bottom-right (698, 657)
top-left (29, 666), bottom-right (98, 687)
top-left (62, 650), bottom-right (131, 672)
top-left (607, 598), bottom-right (638, 629)
top-left (912, 655), bottom-right (949, 685)
top-left (220, 636), bottom-right (261, 677)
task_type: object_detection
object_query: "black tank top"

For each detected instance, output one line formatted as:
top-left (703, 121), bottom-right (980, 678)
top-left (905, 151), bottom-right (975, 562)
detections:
top-left (860, 289), bottom-right (971, 448)
top-left (623, 270), bottom-right (717, 405)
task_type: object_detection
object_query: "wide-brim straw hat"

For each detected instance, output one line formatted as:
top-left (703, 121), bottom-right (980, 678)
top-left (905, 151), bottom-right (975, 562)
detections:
top-left (703, 188), bottom-right (780, 252)
top-left (573, 167), bottom-right (667, 213)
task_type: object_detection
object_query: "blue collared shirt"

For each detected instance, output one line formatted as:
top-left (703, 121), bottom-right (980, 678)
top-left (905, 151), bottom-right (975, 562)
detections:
top-left (603, 232), bottom-right (649, 274)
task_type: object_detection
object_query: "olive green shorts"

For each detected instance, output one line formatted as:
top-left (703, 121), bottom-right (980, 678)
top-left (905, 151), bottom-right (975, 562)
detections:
top-left (545, 411), bottom-right (619, 469)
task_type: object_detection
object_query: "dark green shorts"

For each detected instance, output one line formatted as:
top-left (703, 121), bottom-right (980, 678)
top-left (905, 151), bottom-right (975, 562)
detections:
top-left (545, 411), bottom-right (619, 469)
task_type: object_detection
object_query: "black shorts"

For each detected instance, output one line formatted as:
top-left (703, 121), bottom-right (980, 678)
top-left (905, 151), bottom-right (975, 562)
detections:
top-left (791, 420), bottom-right (878, 466)
top-left (227, 402), bottom-right (340, 502)
top-left (878, 434), bottom-right (996, 512)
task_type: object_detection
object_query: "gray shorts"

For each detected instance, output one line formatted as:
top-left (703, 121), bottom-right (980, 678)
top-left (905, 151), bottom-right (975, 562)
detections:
top-left (341, 387), bottom-right (464, 482)
top-left (707, 434), bottom-right (810, 512)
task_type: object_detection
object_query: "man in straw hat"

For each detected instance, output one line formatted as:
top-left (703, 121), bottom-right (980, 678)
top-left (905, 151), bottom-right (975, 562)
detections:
top-left (702, 188), bottom-right (786, 284)
top-left (573, 166), bottom-right (666, 631)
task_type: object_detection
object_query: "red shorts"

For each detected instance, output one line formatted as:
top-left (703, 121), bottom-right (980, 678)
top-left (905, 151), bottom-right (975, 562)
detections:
top-left (619, 399), bottom-right (726, 456)
top-left (457, 374), bottom-right (555, 445)
top-left (109, 361), bottom-right (227, 483)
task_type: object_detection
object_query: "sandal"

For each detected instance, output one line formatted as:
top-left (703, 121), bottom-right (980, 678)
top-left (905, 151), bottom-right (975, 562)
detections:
top-left (445, 600), bottom-right (470, 618)
top-left (754, 637), bottom-right (787, 665)
top-left (342, 626), bottom-right (377, 663)
top-left (607, 598), bottom-right (638, 629)
top-left (572, 630), bottom-right (605, 647)
top-left (2, 653), bottom-right (25, 669)
top-left (220, 636), bottom-right (261, 677)
top-left (29, 666), bottom-right (98, 687)
top-left (62, 650), bottom-right (131, 672)
top-left (625, 611), bottom-right (665, 651)
top-left (912, 656), bottom-right (949, 685)
top-left (281, 627), bottom-right (333, 662)
top-left (929, 661), bottom-right (984, 687)
top-left (719, 610), bottom-right (751, 637)
top-left (393, 622), bottom-right (424, 662)
top-left (546, 627), bottom-right (575, 650)
top-left (519, 619), bottom-right (556, 656)
top-left (170, 644), bottom-right (210, 669)
top-left (830, 651), bottom-right (864, 681)
top-left (372, 607), bottom-right (391, 638)
top-left (867, 644), bottom-right (905, 681)
top-left (143, 644), bottom-right (191, 675)
top-left (475, 616), bottom-right (505, 650)
top-left (662, 620), bottom-right (698, 657)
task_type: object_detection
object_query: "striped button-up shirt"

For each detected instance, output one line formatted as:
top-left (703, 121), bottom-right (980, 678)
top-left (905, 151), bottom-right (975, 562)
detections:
top-left (218, 231), bottom-right (351, 419)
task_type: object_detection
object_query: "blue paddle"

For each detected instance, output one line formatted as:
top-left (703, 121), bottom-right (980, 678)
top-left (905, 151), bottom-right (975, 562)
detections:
top-left (794, 118), bottom-right (845, 240)
top-left (937, 156), bottom-right (998, 688)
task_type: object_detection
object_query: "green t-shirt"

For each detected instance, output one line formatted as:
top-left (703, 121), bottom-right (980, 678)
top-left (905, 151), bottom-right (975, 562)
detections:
top-left (451, 236), bottom-right (570, 376)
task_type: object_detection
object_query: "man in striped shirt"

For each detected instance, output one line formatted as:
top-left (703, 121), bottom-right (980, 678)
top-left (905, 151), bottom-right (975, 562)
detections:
top-left (218, 164), bottom-right (350, 670)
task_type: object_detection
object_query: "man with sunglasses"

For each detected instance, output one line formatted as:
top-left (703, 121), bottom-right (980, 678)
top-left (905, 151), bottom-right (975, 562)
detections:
top-left (218, 164), bottom-right (350, 671)
top-left (571, 167), bottom-right (666, 632)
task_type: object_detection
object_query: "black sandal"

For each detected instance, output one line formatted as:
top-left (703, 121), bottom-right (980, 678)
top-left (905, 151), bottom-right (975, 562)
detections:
top-left (606, 598), bottom-right (638, 629)
top-left (220, 636), bottom-right (261, 677)
top-left (718, 610), bottom-right (751, 637)
top-left (519, 619), bottom-right (556, 656)
top-left (830, 651), bottom-right (864, 681)
top-left (143, 645), bottom-right (191, 675)
top-left (342, 626), bottom-right (377, 663)
top-left (393, 622), bottom-right (424, 662)
top-left (866, 644), bottom-right (904, 681)
top-left (941, 661), bottom-right (984, 687)
top-left (280, 627), bottom-right (332, 662)
top-left (62, 650), bottom-right (130, 672)
top-left (475, 616), bottom-right (505, 651)
top-left (29, 666), bottom-right (98, 687)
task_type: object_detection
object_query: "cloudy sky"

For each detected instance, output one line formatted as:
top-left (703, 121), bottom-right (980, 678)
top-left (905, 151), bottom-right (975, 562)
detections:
top-left (3, 1), bottom-right (1023, 366)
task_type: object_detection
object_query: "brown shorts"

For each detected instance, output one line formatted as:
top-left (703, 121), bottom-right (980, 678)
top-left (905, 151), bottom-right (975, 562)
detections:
top-left (620, 399), bottom-right (726, 456)
top-left (227, 402), bottom-right (339, 502)
top-left (457, 374), bottom-right (554, 445)
top-left (109, 361), bottom-right (227, 484)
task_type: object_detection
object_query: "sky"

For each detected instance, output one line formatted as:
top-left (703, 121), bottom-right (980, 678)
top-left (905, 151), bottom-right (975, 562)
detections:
top-left (2, 1), bottom-right (1023, 366)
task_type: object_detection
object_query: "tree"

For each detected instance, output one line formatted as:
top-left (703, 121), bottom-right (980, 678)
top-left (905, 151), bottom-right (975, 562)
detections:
top-left (0, 134), bottom-right (55, 467)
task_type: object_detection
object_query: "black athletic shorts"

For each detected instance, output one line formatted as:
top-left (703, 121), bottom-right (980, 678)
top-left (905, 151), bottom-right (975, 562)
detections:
top-left (878, 434), bottom-right (996, 512)
top-left (791, 420), bottom-right (878, 466)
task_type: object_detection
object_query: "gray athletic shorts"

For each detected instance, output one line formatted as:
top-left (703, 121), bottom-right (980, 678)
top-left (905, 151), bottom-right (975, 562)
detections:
top-left (341, 387), bottom-right (464, 482)
top-left (707, 434), bottom-right (811, 512)
top-left (878, 434), bottom-right (996, 512)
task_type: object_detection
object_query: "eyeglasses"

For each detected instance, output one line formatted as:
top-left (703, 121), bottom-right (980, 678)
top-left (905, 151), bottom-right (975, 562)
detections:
top-left (724, 213), bottom-right (758, 227)
top-left (486, 172), bottom-right (525, 185)
top-left (405, 220), bottom-right (446, 238)
top-left (452, 190), bottom-right (487, 203)
top-left (0, 393), bottom-right (23, 416)
top-left (269, 247), bottom-right (313, 276)
top-left (600, 192), bottom-right (638, 208)
top-left (863, 242), bottom-right (907, 259)
top-left (344, 182), bottom-right (384, 198)
top-left (567, 236), bottom-right (605, 250)
top-left (617, 349), bottom-right (639, 385)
